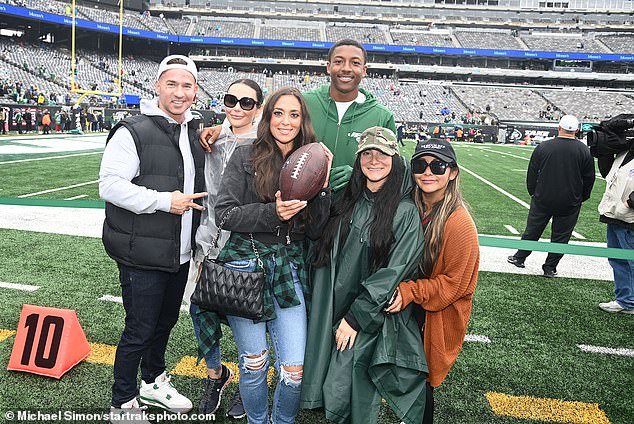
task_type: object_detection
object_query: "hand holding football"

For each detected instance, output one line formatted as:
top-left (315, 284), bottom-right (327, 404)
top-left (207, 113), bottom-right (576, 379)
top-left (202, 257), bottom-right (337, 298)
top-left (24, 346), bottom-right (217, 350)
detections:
top-left (279, 143), bottom-right (330, 201)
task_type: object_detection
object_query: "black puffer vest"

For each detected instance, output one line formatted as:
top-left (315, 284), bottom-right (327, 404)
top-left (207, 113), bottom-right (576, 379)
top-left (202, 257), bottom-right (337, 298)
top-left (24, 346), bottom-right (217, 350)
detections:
top-left (102, 114), bottom-right (205, 272)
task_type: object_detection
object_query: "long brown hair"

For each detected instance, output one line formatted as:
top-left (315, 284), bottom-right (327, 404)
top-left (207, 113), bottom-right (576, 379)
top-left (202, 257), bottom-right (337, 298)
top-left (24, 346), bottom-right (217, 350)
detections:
top-left (253, 87), bottom-right (316, 201)
top-left (413, 169), bottom-right (469, 276)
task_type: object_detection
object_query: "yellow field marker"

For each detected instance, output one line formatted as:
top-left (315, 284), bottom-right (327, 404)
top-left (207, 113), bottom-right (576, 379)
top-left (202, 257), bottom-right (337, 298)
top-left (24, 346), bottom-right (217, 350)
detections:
top-left (172, 356), bottom-right (276, 384)
top-left (486, 392), bottom-right (611, 424)
top-left (85, 343), bottom-right (117, 365)
top-left (0, 329), bottom-right (16, 342)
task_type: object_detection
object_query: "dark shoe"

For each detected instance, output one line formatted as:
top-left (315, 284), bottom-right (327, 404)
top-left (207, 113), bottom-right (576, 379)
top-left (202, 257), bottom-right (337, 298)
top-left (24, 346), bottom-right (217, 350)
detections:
top-left (543, 268), bottom-right (557, 278)
top-left (507, 256), bottom-right (525, 268)
top-left (226, 389), bottom-right (246, 419)
top-left (199, 364), bottom-right (233, 414)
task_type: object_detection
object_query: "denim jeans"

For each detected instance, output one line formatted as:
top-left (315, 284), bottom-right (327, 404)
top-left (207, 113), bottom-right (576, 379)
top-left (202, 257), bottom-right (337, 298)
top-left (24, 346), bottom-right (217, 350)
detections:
top-left (111, 262), bottom-right (189, 407)
top-left (190, 303), bottom-right (221, 370)
top-left (225, 257), bottom-right (306, 424)
top-left (607, 223), bottom-right (634, 310)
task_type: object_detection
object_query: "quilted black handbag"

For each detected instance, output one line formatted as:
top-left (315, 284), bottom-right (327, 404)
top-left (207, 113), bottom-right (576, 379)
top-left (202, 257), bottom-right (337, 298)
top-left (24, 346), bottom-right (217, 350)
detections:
top-left (191, 207), bottom-right (265, 320)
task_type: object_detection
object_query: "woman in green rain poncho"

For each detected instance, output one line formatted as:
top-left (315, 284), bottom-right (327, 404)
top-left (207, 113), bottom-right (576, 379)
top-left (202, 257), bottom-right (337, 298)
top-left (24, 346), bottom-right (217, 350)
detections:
top-left (301, 126), bottom-right (428, 424)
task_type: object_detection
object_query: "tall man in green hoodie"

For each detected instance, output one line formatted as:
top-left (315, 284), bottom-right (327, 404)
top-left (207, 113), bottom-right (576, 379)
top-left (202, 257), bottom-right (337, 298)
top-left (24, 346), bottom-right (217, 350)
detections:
top-left (199, 39), bottom-right (396, 191)
top-left (304, 39), bottom-right (396, 190)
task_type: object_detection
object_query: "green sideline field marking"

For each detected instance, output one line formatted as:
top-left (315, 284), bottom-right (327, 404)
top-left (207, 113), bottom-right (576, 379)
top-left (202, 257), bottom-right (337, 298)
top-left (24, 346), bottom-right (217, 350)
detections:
top-left (478, 235), bottom-right (634, 260)
top-left (485, 392), bottom-right (611, 424)
top-left (0, 197), bottom-right (104, 208)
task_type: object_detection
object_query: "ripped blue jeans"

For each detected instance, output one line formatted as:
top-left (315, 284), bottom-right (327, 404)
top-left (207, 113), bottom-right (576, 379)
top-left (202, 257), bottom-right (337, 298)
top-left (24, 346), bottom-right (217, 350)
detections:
top-left (225, 258), bottom-right (306, 424)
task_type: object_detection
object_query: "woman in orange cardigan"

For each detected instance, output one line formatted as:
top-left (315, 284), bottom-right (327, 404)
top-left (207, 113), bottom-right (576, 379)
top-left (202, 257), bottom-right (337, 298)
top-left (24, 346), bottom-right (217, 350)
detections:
top-left (386, 138), bottom-right (479, 423)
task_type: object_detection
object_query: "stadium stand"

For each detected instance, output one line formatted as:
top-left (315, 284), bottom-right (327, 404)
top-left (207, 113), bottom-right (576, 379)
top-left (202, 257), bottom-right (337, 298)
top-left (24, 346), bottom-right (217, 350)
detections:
top-left (454, 30), bottom-right (526, 51)
top-left (537, 90), bottom-right (634, 121)
top-left (598, 34), bottom-right (634, 54)
top-left (452, 85), bottom-right (556, 121)
top-left (325, 24), bottom-right (389, 44)
top-left (260, 22), bottom-right (321, 42)
top-left (390, 31), bottom-right (455, 48)
top-left (192, 18), bottom-right (255, 38)
top-left (521, 33), bottom-right (609, 53)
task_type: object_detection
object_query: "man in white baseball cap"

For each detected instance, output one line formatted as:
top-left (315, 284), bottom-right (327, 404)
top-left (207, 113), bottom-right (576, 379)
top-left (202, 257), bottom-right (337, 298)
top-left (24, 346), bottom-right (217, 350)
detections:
top-left (100, 54), bottom-right (206, 421)
top-left (157, 54), bottom-right (198, 83)
top-left (558, 115), bottom-right (579, 133)
top-left (508, 113), bottom-right (595, 277)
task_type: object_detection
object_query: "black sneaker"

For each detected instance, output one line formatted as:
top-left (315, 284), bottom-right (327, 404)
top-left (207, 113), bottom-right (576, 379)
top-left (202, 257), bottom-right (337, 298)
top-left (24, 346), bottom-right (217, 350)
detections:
top-left (199, 365), bottom-right (233, 414)
top-left (226, 389), bottom-right (246, 419)
top-left (507, 256), bottom-right (525, 268)
top-left (543, 268), bottom-right (558, 278)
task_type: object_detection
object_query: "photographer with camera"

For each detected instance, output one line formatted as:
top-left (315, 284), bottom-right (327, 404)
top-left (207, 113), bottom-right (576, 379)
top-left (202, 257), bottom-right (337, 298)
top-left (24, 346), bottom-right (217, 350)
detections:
top-left (589, 114), bottom-right (634, 315)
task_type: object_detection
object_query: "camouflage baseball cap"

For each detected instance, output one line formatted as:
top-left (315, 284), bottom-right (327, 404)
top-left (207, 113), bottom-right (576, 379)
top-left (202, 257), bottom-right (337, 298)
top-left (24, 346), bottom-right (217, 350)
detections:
top-left (356, 126), bottom-right (400, 156)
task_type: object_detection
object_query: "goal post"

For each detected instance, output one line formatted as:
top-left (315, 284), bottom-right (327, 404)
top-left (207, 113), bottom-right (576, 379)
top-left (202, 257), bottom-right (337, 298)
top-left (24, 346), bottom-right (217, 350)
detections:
top-left (70, 0), bottom-right (124, 106)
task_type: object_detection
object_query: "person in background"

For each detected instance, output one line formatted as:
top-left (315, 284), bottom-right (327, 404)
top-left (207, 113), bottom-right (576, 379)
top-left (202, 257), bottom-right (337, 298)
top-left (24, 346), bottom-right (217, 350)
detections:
top-left (508, 115), bottom-right (595, 277)
top-left (386, 138), bottom-right (480, 424)
top-left (99, 55), bottom-right (206, 420)
top-left (596, 138), bottom-right (634, 315)
top-left (41, 110), bottom-right (51, 135)
top-left (0, 107), bottom-right (6, 134)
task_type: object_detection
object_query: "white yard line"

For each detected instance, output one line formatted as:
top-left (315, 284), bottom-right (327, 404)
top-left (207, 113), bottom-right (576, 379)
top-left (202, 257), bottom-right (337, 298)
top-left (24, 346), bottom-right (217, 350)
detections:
top-left (0, 281), bottom-right (40, 292)
top-left (480, 147), bottom-right (530, 161)
top-left (99, 294), bottom-right (189, 312)
top-left (0, 151), bottom-right (102, 165)
top-left (577, 344), bottom-right (634, 358)
top-left (572, 231), bottom-right (586, 240)
top-left (504, 225), bottom-right (520, 235)
top-left (64, 194), bottom-right (88, 200)
top-left (461, 165), bottom-right (531, 209)
top-left (18, 180), bottom-right (99, 198)
top-left (465, 334), bottom-right (491, 343)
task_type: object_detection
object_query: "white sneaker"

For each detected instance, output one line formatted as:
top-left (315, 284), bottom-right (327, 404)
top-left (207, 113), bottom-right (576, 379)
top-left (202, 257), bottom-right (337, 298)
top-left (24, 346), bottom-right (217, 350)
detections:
top-left (599, 300), bottom-right (634, 315)
top-left (139, 371), bottom-right (193, 412)
top-left (110, 397), bottom-right (150, 424)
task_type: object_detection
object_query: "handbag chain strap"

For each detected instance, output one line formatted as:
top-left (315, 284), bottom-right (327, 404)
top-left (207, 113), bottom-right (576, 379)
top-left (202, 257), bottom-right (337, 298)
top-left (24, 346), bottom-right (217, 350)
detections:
top-left (210, 206), bottom-right (264, 272)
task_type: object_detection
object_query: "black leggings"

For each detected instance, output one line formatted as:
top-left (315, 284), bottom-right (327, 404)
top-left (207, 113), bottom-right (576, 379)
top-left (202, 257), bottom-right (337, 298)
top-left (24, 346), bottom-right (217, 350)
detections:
top-left (423, 381), bottom-right (434, 424)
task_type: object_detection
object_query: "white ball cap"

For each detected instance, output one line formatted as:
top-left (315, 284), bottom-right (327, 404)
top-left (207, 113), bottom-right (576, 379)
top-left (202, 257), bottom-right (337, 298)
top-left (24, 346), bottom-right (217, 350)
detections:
top-left (558, 115), bottom-right (579, 132)
top-left (156, 55), bottom-right (198, 82)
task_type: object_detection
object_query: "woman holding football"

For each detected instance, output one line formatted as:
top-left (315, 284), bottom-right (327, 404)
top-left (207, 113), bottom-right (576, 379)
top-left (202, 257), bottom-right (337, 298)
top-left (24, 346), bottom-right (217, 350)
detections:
top-left (205, 87), bottom-right (332, 424)
top-left (301, 126), bottom-right (427, 424)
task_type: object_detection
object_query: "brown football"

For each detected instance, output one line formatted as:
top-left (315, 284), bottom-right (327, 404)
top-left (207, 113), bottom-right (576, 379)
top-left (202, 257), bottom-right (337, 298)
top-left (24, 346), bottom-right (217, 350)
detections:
top-left (279, 143), bottom-right (328, 201)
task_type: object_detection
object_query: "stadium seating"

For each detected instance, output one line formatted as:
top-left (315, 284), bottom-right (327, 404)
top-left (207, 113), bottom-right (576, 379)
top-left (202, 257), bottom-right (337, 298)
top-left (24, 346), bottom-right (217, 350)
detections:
top-left (325, 24), bottom-right (389, 44)
top-left (537, 90), bottom-right (634, 121)
top-left (455, 30), bottom-right (526, 51)
top-left (452, 85), bottom-right (555, 121)
top-left (260, 23), bottom-right (321, 42)
top-left (521, 34), bottom-right (608, 53)
top-left (192, 18), bottom-right (255, 38)
top-left (598, 35), bottom-right (634, 54)
top-left (390, 31), bottom-right (455, 48)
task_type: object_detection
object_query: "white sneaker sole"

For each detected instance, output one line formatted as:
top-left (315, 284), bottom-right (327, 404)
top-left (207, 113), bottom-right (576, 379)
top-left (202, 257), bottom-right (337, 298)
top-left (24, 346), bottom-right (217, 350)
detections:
top-left (138, 396), bottom-right (193, 413)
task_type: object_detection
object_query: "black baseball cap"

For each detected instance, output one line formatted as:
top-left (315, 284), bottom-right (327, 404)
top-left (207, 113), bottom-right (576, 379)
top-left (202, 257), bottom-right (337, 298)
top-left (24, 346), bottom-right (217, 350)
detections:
top-left (411, 138), bottom-right (457, 164)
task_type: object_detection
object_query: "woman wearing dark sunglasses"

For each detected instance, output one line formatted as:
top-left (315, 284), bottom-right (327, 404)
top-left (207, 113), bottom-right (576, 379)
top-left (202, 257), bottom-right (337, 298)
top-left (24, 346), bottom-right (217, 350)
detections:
top-left (385, 138), bottom-right (480, 424)
top-left (187, 78), bottom-right (263, 419)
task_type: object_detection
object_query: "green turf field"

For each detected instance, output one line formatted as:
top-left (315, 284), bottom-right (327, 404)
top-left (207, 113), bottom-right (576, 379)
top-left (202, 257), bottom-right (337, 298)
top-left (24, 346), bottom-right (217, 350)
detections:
top-left (0, 135), bottom-right (632, 424)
